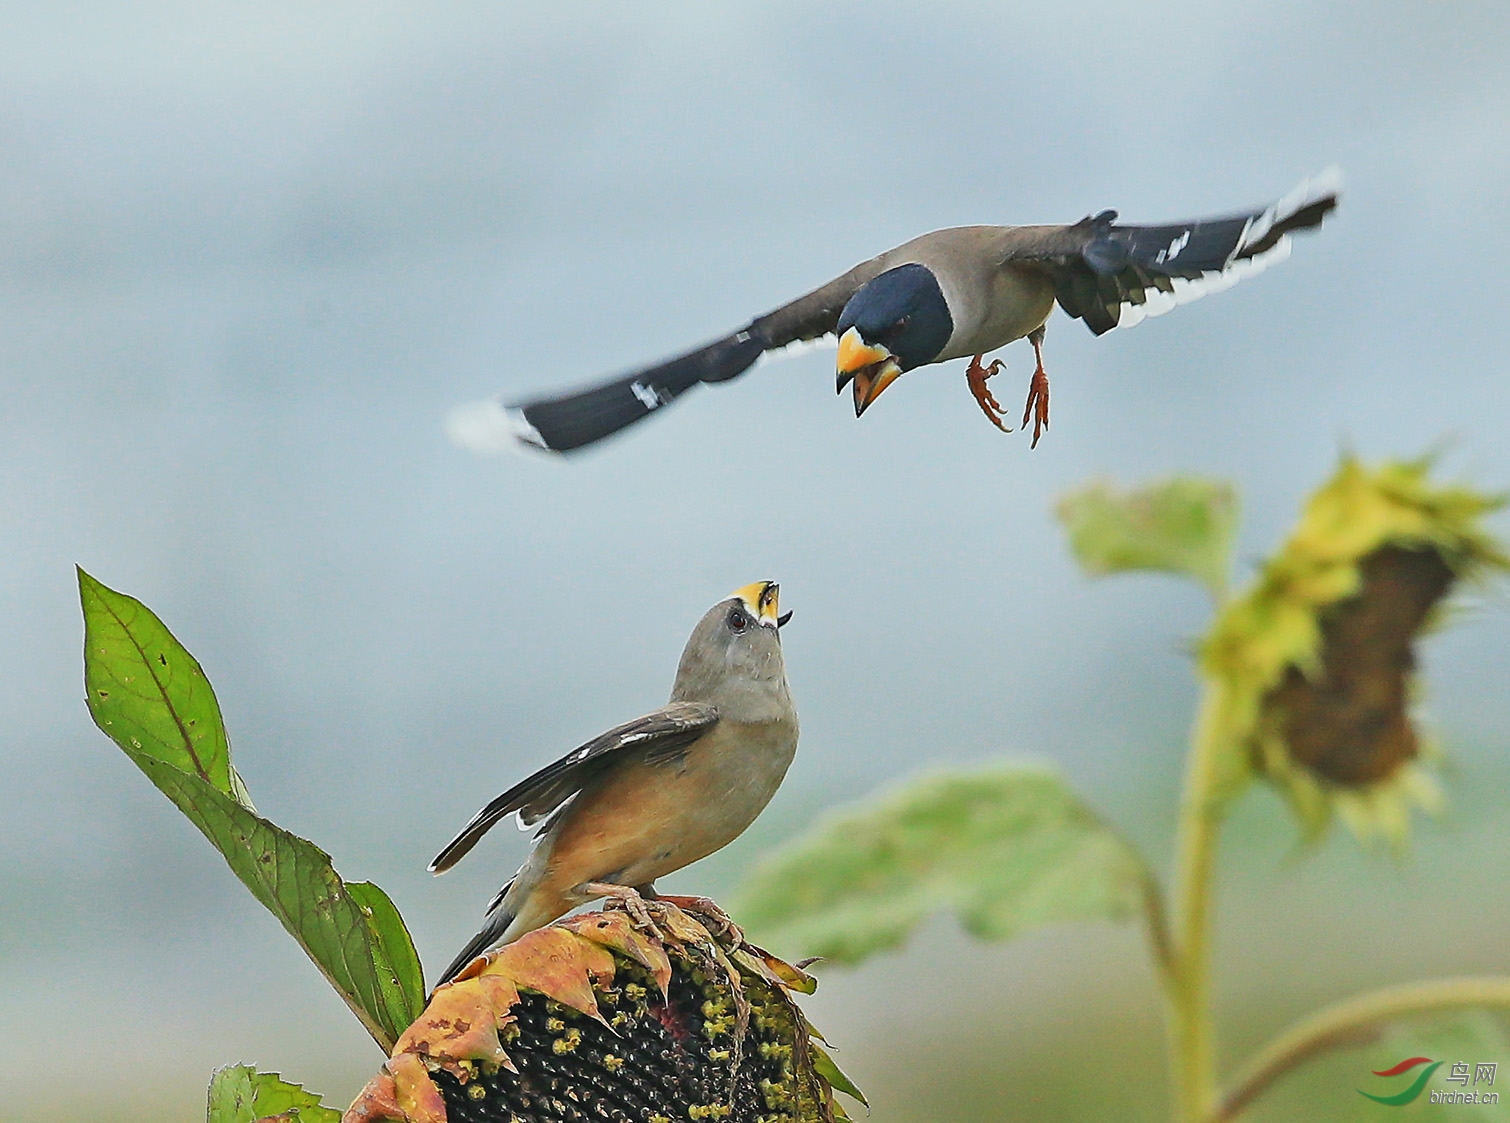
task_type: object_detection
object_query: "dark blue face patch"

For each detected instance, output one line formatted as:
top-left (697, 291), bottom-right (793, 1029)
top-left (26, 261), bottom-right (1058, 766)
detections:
top-left (836, 263), bottom-right (953, 371)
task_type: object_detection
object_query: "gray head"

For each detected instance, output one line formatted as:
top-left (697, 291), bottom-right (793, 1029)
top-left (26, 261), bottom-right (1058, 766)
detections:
top-left (670, 581), bottom-right (793, 720)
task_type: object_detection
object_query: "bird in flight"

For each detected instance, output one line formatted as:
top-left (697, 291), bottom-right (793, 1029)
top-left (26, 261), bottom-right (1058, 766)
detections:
top-left (503, 170), bottom-right (1339, 453)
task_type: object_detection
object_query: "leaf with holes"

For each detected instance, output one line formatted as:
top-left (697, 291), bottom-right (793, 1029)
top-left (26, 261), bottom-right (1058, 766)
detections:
top-left (78, 568), bottom-right (424, 1050)
top-left (79, 566), bottom-right (242, 801)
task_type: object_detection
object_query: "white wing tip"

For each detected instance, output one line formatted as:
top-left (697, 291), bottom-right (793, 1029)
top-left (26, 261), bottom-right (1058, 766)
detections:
top-left (1114, 169), bottom-right (1335, 330)
top-left (1306, 164), bottom-right (1345, 203)
top-left (445, 397), bottom-right (545, 455)
top-left (1243, 167), bottom-right (1344, 252)
top-left (1273, 166), bottom-right (1345, 223)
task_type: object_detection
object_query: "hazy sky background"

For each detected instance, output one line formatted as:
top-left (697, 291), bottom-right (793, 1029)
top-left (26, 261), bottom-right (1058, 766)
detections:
top-left (4, 4), bottom-right (1510, 1120)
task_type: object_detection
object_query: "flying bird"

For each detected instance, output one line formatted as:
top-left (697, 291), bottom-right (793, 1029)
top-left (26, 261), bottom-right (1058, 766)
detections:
top-left (430, 581), bottom-right (797, 988)
top-left (503, 170), bottom-right (1339, 453)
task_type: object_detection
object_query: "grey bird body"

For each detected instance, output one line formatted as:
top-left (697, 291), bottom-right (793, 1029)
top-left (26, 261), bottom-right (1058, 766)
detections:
top-left (431, 582), bottom-right (796, 987)
top-left (506, 170), bottom-right (1340, 452)
top-left (864, 226), bottom-right (1060, 362)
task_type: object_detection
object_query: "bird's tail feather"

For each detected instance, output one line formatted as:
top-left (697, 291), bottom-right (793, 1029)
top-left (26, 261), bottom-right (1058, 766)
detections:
top-left (435, 882), bottom-right (517, 989)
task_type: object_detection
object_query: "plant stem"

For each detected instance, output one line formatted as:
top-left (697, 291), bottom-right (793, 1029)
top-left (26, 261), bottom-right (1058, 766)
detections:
top-left (1166, 688), bottom-right (1232, 1123)
top-left (1139, 866), bottom-right (1178, 992)
top-left (1209, 976), bottom-right (1510, 1121)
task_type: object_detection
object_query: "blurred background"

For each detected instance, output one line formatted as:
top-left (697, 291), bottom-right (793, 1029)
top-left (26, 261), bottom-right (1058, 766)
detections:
top-left (4, 3), bottom-right (1510, 1119)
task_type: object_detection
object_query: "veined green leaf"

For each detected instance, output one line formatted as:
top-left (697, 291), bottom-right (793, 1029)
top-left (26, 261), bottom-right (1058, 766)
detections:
top-left (207, 1064), bottom-right (340, 1123)
top-left (79, 567), bottom-right (237, 799)
top-left (348, 880), bottom-right (427, 1035)
top-left (78, 568), bottom-right (424, 1050)
top-left (736, 765), bottom-right (1152, 965)
top-left (1058, 475), bottom-right (1238, 601)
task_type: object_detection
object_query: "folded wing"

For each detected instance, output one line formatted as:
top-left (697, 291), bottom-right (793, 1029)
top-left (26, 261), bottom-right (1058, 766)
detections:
top-left (428, 701), bottom-right (720, 873)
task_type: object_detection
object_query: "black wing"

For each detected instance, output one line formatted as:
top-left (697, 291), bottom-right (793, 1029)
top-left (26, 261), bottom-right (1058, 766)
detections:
top-left (1016, 170), bottom-right (1340, 336)
top-left (508, 259), bottom-right (888, 453)
top-left (428, 701), bottom-right (720, 873)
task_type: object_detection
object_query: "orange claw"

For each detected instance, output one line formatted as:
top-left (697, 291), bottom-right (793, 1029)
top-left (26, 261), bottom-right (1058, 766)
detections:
top-left (1022, 334), bottom-right (1050, 449)
top-left (965, 355), bottom-right (1012, 432)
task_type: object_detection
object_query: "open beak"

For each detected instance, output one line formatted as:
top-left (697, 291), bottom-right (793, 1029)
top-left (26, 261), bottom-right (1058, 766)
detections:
top-left (732, 581), bottom-right (782, 628)
top-left (836, 327), bottom-right (902, 418)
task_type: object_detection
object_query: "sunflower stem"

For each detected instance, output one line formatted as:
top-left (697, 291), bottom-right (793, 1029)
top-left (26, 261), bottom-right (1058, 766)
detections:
top-left (1208, 976), bottom-right (1510, 1121)
top-left (1167, 687), bottom-right (1232, 1123)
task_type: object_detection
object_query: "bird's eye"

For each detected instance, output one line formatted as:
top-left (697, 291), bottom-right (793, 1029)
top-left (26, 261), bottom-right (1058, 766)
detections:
top-left (728, 608), bottom-right (749, 632)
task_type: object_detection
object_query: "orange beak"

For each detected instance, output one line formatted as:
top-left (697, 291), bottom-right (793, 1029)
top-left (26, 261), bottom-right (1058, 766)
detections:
top-left (836, 327), bottom-right (903, 417)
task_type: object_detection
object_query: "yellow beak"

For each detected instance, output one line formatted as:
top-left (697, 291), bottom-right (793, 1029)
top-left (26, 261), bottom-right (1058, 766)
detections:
top-left (836, 327), bottom-right (903, 417)
top-left (731, 581), bottom-right (781, 627)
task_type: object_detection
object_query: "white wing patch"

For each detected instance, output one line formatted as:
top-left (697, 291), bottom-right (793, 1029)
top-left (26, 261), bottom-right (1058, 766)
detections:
top-left (1156, 230), bottom-right (1191, 264)
top-left (754, 333), bottom-right (837, 368)
top-left (1114, 166), bottom-right (1339, 332)
top-left (630, 380), bottom-right (673, 410)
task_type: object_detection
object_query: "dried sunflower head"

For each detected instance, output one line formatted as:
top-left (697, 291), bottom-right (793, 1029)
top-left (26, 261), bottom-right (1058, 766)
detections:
top-left (1200, 457), bottom-right (1507, 846)
top-left (343, 901), bottom-right (862, 1123)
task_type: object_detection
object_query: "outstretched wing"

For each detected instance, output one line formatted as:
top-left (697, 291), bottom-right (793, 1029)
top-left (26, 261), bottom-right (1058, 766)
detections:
top-left (428, 701), bottom-right (719, 873)
top-left (1012, 169), bottom-right (1340, 336)
top-left (508, 259), bottom-right (888, 453)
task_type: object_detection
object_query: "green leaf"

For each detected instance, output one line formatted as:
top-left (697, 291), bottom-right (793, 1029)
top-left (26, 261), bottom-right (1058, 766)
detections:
top-left (735, 764), bottom-right (1153, 965)
top-left (348, 880), bottom-right (427, 1035)
top-left (135, 756), bottom-right (424, 1049)
top-left (811, 1042), bottom-right (868, 1108)
top-left (1057, 475), bottom-right (1238, 600)
top-left (78, 568), bottom-right (424, 1050)
top-left (207, 1064), bottom-right (341, 1123)
top-left (79, 567), bottom-right (237, 799)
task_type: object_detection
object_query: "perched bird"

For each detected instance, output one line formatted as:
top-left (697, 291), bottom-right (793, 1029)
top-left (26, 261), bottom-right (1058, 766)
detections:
top-left (430, 581), bottom-right (797, 987)
top-left (505, 170), bottom-right (1339, 452)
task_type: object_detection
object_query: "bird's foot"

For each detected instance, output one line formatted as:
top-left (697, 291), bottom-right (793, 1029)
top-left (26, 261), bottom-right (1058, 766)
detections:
top-left (583, 881), bottom-right (666, 942)
top-left (647, 894), bottom-right (746, 946)
top-left (1022, 362), bottom-right (1050, 449)
top-left (964, 355), bottom-right (1012, 432)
